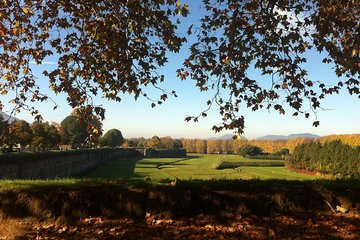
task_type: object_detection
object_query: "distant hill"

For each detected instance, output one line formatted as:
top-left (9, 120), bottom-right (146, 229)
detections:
top-left (0, 111), bottom-right (18, 122)
top-left (208, 134), bottom-right (247, 140)
top-left (257, 133), bottom-right (320, 140)
top-left (287, 133), bottom-right (320, 139)
top-left (256, 135), bottom-right (287, 140)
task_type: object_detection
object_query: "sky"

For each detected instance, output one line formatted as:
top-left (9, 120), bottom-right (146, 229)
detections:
top-left (1, 1), bottom-right (359, 140)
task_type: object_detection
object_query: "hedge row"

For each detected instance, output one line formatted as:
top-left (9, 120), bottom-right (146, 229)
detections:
top-left (244, 154), bottom-right (284, 160)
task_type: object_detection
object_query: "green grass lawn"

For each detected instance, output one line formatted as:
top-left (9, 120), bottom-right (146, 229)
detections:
top-left (0, 154), bottom-right (324, 189)
top-left (85, 154), bottom-right (323, 181)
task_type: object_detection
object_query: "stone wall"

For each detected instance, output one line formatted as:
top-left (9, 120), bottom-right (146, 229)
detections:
top-left (0, 148), bottom-right (186, 180)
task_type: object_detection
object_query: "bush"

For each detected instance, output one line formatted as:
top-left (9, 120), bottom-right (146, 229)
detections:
top-left (246, 154), bottom-right (284, 160)
top-left (100, 129), bottom-right (125, 147)
top-left (275, 148), bottom-right (290, 156)
top-left (238, 145), bottom-right (263, 156)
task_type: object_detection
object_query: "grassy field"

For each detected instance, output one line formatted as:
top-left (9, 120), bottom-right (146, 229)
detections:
top-left (85, 154), bottom-right (322, 181)
top-left (0, 154), bottom-right (324, 189)
top-left (1, 154), bottom-right (359, 240)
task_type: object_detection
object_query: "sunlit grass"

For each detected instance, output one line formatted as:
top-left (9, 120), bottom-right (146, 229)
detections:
top-left (0, 154), bottom-right (328, 190)
top-left (0, 178), bottom-right (91, 190)
top-left (85, 153), bottom-right (323, 181)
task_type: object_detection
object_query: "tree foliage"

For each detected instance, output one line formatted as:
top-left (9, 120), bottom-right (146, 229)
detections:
top-left (238, 145), bottom-right (263, 156)
top-left (147, 135), bottom-right (163, 149)
top-left (160, 136), bottom-right (182, 150)
top-left (123, 137), bottom-right (147, 148)
top-left (99, 129), bottom-right (124, 147)
top-left (31, 121), bottom-right (61, 148)
top-left (0, 0), bottom-right (358, 133)
top-left (60, 115), bottom-right (88, 148)
top-left (0, 115), bottom-right (61, 151)
top-left (8, 120), bottom-right (33, 147)
top-left (318, 134), bottom-right (360, 147)
top-left (0, 0), bottom-right (188, 120)
top-left (0, 115), bottom-right (9, 150)
top-left (181, 137), bottom-right (308, 154)
top-left (196, 139), bottom-right (207, 154)
top-left (288, 140), bottom-right (360, 177)
top-left (59, 109), bottom-right (103, 146)
top-left (181, 0), bottom-right (359, 133)
top-left (275, 148), bottom-right (290, 156)
top-left (123, 136), bottom-right (182, 150)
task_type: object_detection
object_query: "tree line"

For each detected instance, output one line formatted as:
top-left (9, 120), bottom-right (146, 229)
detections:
top-left (0, 115), bottom-right (60, 151)
top-left (0, 111), bottom-right (124, 152)
top-left (123, 136), bottom-right (183, 150)
top-left (181, 138), bottom-right (310, 155)
top-left (287, 140), bottom-right (360, 177)
top-left (0, 111), bottom-right (184, 152)
top-left (181, 135), bottom-right (360, 155)
top-left (318, 135), bottom-right (360, 147)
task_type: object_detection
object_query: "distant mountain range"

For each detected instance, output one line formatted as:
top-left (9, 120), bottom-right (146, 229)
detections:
top-left (208, 134), bottom-right (247, 140)
top-left (207, 133), bottom-right (320, 141)
top-left (257, 133), bottom-right (320, 140)
top-left (0, 111), bottom-right (18, 122)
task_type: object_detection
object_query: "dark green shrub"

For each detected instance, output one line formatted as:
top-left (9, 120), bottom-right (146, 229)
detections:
top-left (275, 148), bottom-right (290, 156)
top-left (239, 145), bottom-right (263, 156)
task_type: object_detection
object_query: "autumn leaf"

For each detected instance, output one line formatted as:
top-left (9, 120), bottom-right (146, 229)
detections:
top-left (313, 121), bottom-right (320, 127)
top-left (1, 0), bottom-right (358, 134)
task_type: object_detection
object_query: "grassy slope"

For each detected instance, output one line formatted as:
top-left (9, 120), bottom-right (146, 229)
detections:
top-left (0, 154), bottom-right (323, 189)
top-left (85, 153), bottom-right (322, 181)
top-left (1, 153), bottom-right (360, 240)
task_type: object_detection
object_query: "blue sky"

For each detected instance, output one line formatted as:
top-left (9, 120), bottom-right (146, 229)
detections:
top-left (2, 1), bottom-right (359, 139)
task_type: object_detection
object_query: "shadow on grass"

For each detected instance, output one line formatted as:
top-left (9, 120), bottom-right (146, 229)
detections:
top-left (84, 156), bottom-right (199, 180)
top-left (84, 156), bottom-right (144, 179)
top-left (138, 156), bottom-right (199, 167)
top-left (155, 157), bottom-right (198, 169)
top-left (1, 178), bottom-right (360, 222)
